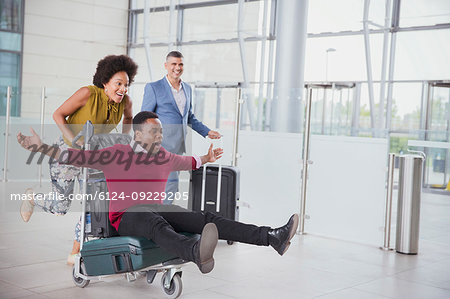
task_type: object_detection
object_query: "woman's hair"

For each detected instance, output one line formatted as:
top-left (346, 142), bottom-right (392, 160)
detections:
top-left (92, 55), bottom-right (138, 88)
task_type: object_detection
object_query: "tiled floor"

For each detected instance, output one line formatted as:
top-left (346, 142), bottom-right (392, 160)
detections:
top-left (0, 182), bottom-right (449, 299)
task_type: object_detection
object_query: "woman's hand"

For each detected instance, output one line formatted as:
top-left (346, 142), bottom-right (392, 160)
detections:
top-left (17, 128), bottom-right (61, 159)
top-left (17, 128), bottom-right (42, 152)
top-left (72, 139), bottom-right (85, 149)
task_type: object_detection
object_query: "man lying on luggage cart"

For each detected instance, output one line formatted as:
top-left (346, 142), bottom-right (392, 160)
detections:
top-left (17, 111), bottom-right (299, 274)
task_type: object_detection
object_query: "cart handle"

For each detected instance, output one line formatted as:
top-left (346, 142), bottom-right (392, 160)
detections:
top-left (72, 120), bottom-right (94, 149)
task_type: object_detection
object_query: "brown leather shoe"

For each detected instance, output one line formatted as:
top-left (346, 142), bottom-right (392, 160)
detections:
top-left (20, 188), bottom-right (35, 222)
top-left (193, 223), bottom-right (218, 274)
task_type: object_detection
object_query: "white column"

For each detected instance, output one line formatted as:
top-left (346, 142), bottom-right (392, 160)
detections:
top-left (270, 0), bottom-right (309, 133)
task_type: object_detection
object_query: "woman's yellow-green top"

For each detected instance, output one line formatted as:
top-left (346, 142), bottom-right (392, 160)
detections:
top-left (63, 85), bottom-right (127, 146)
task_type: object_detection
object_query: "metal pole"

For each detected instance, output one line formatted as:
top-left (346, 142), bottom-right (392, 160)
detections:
top-left (215, 88), bottom-right (221, 129)
top-left (232, 87), bottom-right (243, 167)
top-left (346, 87), bottom-right (351, 133)
top-left (385, 0), bottom-right (400, 131)
top-left (299, 87), bottom-right (313, 234)
top-left (424, 82), bottom-right (433, 141)
top-left (143, 0), bottom-right (153, 81)
top-left (264, 51), bottom-right (274, 130)
top-left (264, 0), bottom-right (277, 131)
top-left (447, 87), bottom-right (450, 143)
top-left (176, 7), bottom-right (184, 50)
top-left (168, 0), bottom-right (176, 52)
top-left (385, 32), bottom-right (396, 132)
top-left (256, 0), bottom-right (268, 131)
top-left (382, 153), bottom-right (395, 250)
top-left (329, 83), bottom-right (335, 134)
top-left (80, 167), bottom-right (87, 251)
top-left (39, 87), bottom-right (46, 187)
top-left (237, 0), bottom-right (255, 130)
top-left (337, 88), bottom-right (343, 135)
top-left (321, 88), bottom-right (327, 134)
top-left (3, 86), bottom-right (12, 182)
top-left (424, 83), bottom-right (433, 186)
top-left (351, 83), bottom-right (361, 136)
top-left (378, 0), bottom-right (392, 135)
top-left (363, 0), bottom-right (376, 137)
top-left (419, 81), bottom-right (427, 140)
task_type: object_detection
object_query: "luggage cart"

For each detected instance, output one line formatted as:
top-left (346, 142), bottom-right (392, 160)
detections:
top-left (71, 121), bottom-right (193, 299)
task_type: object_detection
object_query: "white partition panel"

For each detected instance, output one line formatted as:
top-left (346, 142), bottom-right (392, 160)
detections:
top-left (237, 131), bottom-right (303, 227)
top-left (306, 135), bottom-right (388, 246)
top-left (188, 128), bottom-right (235, 166)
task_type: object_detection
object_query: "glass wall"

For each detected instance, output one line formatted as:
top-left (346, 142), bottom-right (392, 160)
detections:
top-left (128, 0), bottom-right (450, 194)
top-left (129, 0), bottom-right (449, 132)
top-left (0, 0), bottom-right (23, 117)
top-left (400, 0), bottom-right (450, 27)
top-left (395, 29), bottom-right (450, 80)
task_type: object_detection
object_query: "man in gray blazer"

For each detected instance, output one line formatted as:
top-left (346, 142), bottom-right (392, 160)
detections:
top-left (142, 51), bottom-right (220, 204)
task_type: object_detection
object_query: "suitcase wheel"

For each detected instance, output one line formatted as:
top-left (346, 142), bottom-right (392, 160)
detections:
top-left (160, 271), bottom-right (183, 299)
top-left (72, 262), bottom-right (90, 288)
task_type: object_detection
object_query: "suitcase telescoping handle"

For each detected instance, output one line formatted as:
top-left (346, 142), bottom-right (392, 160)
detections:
top-left (200, 136), bottom-right (223, 213)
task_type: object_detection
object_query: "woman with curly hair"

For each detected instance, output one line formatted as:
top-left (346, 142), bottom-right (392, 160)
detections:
top-left (19, 55), bottom-right (138, 263)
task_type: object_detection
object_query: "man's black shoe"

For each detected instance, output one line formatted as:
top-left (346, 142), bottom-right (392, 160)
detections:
top-left (193, 223), bottom-right (219, 274)
top-left (268, 214), bottom-right (299, 256)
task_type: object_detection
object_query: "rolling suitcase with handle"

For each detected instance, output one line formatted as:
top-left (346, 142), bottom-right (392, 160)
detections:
top-left (190, 165), bottom-right (240, 221)
top-left (189, 138), bottom-right (240, 245)
top-left (85, 169), bottom-right (118, 238)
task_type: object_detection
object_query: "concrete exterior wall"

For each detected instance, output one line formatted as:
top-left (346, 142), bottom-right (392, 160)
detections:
top-left (21, 0), bottom-right (129, 120)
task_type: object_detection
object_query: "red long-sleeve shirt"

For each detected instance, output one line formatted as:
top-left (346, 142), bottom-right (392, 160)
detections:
top-left (64, 144), bottom-right (197, 230)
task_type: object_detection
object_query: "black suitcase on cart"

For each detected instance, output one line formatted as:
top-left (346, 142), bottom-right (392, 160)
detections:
top-left (82, 133), bottom-right (132, 238)
top-left (85, 169), bottom-right (118, 238)
top-left (190, 164), bottom-right (240, 224)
